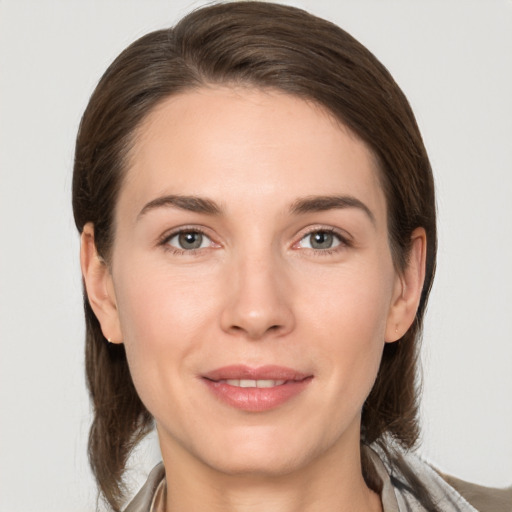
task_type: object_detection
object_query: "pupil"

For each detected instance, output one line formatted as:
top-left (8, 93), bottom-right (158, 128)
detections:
top-left (311, 231), bottom-right (333, 249)
top-left (179, 232), bottom-right (202, 249)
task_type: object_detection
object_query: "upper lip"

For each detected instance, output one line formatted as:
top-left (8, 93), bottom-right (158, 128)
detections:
top-left (203, 365), bottom-right (311, 382)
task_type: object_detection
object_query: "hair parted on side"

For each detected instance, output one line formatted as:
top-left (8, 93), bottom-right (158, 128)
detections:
top-left (72, 2), bottom-right (437, 510)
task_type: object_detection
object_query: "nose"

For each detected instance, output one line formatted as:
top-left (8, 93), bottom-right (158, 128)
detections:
top-left (220, 252), bottom-right (295, 340)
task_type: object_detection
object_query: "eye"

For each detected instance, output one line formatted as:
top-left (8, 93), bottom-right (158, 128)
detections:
top-left (166, 230), bottom-right (212, 251)
top-left (298, 230), bottom-right (343, 250)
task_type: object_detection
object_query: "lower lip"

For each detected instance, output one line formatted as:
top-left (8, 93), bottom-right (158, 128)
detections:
top-left (203, 378), bottom-right (312, 412)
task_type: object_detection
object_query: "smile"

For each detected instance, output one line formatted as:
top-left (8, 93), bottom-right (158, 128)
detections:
top-left (222, 379), bottom-right (286, 388)
top-left (202, 365), bottom-right (313, 412)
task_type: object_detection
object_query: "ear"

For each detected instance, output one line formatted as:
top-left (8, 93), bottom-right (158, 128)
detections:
top-left (80, 223), bottom-right (123, 344)
top-left (385, 227), bottom-right (427, 343)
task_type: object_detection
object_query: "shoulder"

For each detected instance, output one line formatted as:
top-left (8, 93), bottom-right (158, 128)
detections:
top-left (437, 471), bottom-right (512, 512)
top-left (403, 451), bottom-right (512, 512)
top-left (367, 443), bottom-right (512, 512)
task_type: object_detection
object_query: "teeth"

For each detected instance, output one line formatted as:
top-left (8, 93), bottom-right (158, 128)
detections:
top-left (256, 379), bottom-right (283, 388)
top-left (225, 379), bottom-right (286, 388)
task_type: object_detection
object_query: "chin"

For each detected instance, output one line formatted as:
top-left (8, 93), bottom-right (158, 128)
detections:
top-left (195, 425), bottom-right (325, 478)
top-left (206, 450), bottom-right (307, 478)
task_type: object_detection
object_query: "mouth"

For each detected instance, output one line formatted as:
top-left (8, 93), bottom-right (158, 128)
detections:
top-left (219, 379), bottom-right (286, 388)
top-left (202, 365), bottom-right (313, 412)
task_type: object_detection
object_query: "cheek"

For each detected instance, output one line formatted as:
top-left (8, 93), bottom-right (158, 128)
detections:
top-left (302, 259), bottom-right (394, 341)
top-left (115, 260), bottom-right (216, 338)
top-left (300, 259), bottom-right (395, 394)
top-left (111, 262), bottom-right (219, 405)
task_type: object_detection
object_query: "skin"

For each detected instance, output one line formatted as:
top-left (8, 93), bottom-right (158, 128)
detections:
top-left (81, 87), bottom-right (426, 512)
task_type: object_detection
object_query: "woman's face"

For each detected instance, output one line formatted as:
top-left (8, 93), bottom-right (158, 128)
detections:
top-left (86, 87), bottom-right (422, 477)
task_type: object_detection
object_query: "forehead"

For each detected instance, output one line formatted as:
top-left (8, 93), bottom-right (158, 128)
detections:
top-left (120, 86), bottom-right (386, 224)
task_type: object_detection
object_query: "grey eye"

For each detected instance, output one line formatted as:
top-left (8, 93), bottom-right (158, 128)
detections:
top-left (168, 231), bottom-right (210, 250)
top-left (300, 231), bottom-right (341, 250)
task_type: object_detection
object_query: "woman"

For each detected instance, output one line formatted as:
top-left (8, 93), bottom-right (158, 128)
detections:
top-left (73, 2), bottom-right (509, 511)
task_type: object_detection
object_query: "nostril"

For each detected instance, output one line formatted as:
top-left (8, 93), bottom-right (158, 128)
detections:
top-left (220, 289), bottom-right (295, 339)
top-left (228, 323), bottom-right (284, 339)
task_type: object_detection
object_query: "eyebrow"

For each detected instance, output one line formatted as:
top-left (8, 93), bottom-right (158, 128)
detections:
top-left (290, 195), bottom-right (376, 225)
top-left (138, 195), bottom-right (222, 219)
top-left (137, 193), bottom-right (375, 225)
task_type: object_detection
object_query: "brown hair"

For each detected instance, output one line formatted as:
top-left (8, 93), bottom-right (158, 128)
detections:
top-left (72, 2), bottom-right (437, 510)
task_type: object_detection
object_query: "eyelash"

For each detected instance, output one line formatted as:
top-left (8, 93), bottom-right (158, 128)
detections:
top-left (159, 227), bottom-right (215, 256)
top-left (158, 226), bottom-right (352, 256)
top-left (294, 227), bottom-right (352, 256)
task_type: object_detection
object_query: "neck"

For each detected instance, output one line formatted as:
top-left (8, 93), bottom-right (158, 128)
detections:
top-left (158, 432), bottom-right (382, 512)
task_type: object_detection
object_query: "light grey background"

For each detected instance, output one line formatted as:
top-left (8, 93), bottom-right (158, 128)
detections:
top-left (1, 1), bottom-right (511, 510)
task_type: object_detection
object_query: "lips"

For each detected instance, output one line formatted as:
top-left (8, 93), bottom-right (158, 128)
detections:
top-left (202, 365), bottom-right (313, 412)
